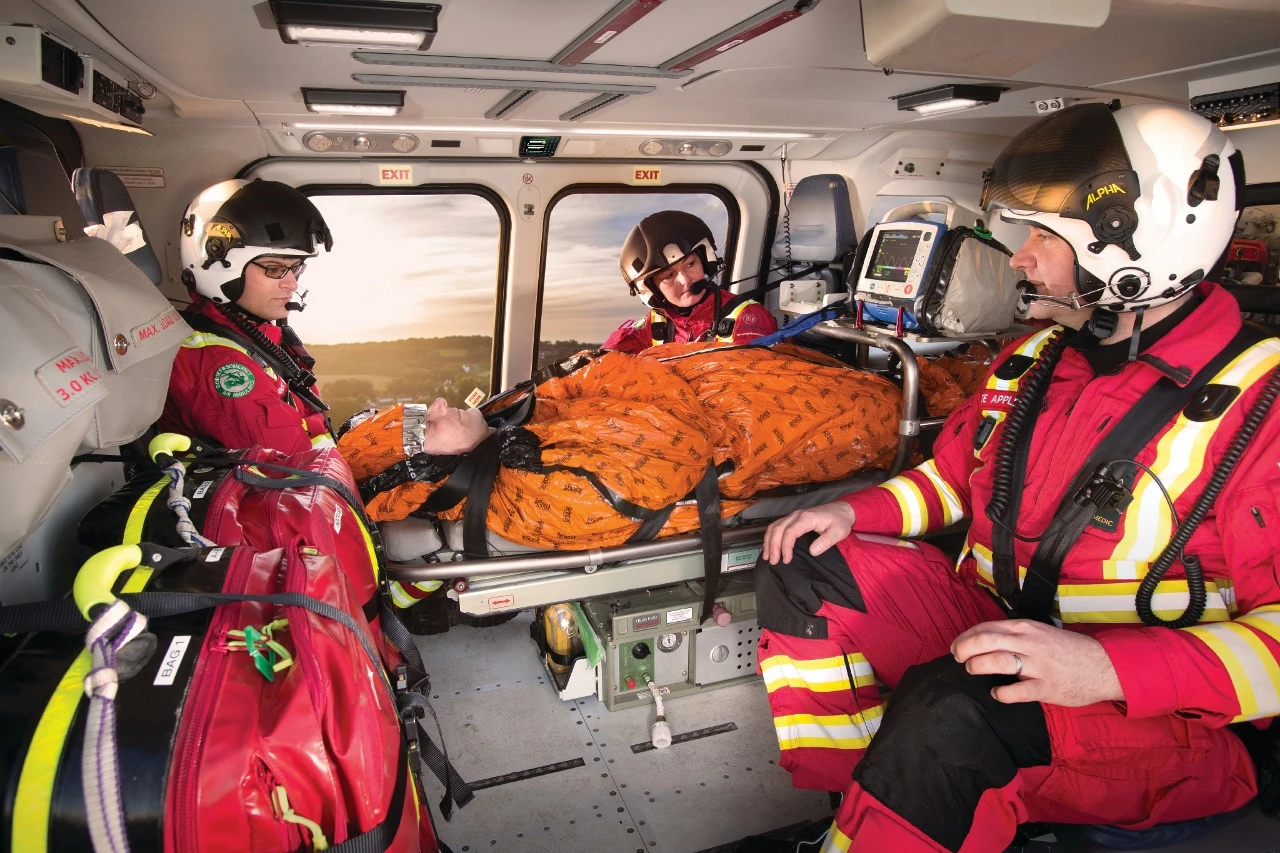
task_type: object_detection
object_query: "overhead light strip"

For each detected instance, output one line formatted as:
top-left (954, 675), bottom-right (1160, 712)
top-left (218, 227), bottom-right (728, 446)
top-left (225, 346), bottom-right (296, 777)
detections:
top-left (352, 73), bottom-right (654, 95)
top-left (560, 93), bottom-right (630, 122)
top-left (351, 50), bottom-right (688, 79)
top-left (552, 0), bottom-right (665, 66)
top-left (287, 121), bottom-right (821, 138)
top-left (485, 89), bottom-right (538, 120)
top-left (269, 0), bottom-right (441, 51)
top-left (659, 0), bottom-right (822, 73)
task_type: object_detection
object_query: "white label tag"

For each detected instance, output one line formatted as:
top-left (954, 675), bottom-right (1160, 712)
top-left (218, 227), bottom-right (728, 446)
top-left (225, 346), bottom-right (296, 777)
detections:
top-left (35, 347), bottom-right (105, 407)
top-left (464, 388), bottom-right (487, 409)
top-left (153, 635), bottom-right (192, 686)
top-left (205, 547), bottom-right (225, 563)
top-left (666, 607), bottom-right (693, 625)
top-left (100, 166), bottom-right (165, 188)
top-left (193, 480), bottom-right (213, 499)
top-left (377, 165), bottom-right (414, 186)
top-left (333, 506), bottom-right (343, 533)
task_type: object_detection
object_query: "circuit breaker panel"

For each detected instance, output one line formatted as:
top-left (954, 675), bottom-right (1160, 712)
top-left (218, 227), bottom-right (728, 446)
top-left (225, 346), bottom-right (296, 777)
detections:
top-left (581, 576), bottom-right (759, 711)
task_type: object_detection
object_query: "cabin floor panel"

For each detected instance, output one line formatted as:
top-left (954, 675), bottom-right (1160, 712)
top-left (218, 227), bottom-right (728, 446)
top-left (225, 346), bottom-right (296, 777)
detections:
top-left (414, 611), bottom-right (833, 852)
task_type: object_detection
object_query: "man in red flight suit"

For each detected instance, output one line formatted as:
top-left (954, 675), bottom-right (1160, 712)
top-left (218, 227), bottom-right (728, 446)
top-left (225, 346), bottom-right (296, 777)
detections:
top-left (603, 210), bottom-right (776, 352)
top-left (161, 179), bottom-right (335, 454)
top-left (753, 103), bottom-right (1279, 852)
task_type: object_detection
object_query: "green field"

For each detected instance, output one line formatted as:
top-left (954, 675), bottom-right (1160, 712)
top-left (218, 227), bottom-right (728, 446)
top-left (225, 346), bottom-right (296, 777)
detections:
top-left (310, 336), bottom-right (596, 428)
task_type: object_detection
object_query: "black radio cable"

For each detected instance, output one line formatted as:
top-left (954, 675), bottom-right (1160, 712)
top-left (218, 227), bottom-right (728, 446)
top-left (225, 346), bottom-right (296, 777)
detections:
top-left (1136, 363), bottom-right (1280, 628)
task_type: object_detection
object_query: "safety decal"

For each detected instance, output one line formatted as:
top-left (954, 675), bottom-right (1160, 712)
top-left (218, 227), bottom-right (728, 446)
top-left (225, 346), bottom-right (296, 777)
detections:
top-left (36, 347), bottom-right (105, 407)
top-left (153, 636), bottom-right (192, 686)
top-left (213, 363), bottom-right (256, 398)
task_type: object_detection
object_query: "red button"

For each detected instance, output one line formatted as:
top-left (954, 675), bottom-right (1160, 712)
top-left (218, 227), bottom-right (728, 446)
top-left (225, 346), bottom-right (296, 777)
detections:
top-left (626, 677), bottom-right (636, 689)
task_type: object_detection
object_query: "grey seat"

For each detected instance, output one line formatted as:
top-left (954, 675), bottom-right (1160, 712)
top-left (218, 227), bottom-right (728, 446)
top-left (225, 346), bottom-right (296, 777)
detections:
top-left (771, 173), bottom-right (859, 301)
top-left (73, 167), bottom-right (163, 284)
top-left (0, 143), bottom-right (88, 235)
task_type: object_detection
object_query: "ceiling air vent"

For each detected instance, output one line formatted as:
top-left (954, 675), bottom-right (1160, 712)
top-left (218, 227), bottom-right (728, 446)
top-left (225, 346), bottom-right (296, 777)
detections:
top-left (519, 136), bottom-right (560, 158)
top-left (740, 144), bottom-right (765, 152)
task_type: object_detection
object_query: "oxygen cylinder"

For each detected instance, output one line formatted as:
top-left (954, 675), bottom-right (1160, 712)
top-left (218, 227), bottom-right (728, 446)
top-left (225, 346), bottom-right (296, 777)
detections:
top-left (543, 603), bottom-right (584, 678)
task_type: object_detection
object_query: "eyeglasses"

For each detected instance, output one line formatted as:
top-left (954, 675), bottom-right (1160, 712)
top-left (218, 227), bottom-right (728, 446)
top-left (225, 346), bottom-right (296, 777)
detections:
top-left (250, 259), bottom-right (307, 280)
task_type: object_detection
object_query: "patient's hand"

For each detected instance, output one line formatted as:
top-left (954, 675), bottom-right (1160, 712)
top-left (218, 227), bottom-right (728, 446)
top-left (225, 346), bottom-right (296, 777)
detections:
top-left (762, 501), bottom-right (856, 565)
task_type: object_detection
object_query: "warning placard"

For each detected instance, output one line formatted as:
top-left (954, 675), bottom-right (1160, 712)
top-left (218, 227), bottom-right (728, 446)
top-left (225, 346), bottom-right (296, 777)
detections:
top-left (100, 166), bottom-right (165, 188)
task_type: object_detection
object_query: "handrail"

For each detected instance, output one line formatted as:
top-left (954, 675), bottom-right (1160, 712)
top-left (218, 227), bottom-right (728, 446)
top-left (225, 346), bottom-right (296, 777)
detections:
top-left (386, 524), bottom-right (770, 582)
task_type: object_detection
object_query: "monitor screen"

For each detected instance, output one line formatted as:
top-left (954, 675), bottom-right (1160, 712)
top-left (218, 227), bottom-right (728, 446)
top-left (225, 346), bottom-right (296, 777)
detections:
top-left (866, 229), bottom-right (922, 283)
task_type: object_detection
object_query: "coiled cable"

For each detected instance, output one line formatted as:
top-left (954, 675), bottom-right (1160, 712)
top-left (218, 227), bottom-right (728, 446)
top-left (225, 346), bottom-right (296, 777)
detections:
top-left (985, 331), bottom-right (1069, 528)
top-left (1136, 363), bottom-right (1280, 628)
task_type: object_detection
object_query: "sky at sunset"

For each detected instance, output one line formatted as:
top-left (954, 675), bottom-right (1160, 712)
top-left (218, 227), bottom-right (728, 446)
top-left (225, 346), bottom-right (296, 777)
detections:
top-left (291, 191), bottom-right (728, 346)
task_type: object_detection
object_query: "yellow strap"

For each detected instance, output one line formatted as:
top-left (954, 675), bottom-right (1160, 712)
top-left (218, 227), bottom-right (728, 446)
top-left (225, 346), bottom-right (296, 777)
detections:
top-left (272, 786), bottom-right (330, 851)
top-left (12, 651), bottom-right (92, 853)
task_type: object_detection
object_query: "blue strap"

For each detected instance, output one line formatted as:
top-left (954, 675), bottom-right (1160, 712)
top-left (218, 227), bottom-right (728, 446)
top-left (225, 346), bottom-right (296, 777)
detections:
top-left (749, 304), bottom-right (843, 347)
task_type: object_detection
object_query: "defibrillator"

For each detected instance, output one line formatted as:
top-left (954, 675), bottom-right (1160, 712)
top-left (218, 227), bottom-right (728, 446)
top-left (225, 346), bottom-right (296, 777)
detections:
top-left (851, 201), bottom-right (1021, 337)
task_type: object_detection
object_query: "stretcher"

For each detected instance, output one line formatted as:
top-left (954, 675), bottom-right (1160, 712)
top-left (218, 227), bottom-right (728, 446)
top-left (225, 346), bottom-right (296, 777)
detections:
top-left (385, 322), bottom-right (1013, 616)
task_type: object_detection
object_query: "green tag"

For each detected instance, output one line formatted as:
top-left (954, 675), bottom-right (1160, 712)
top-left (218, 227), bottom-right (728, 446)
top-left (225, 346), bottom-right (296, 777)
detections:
top-left (973, 226), bottom-right (993, 240)
top-left (243, 625), bottom-right (276, 681)
top-left (214, 363), bottom-right (256, 398)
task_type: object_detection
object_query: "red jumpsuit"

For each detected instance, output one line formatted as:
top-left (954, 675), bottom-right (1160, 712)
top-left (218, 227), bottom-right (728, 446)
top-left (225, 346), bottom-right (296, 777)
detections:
top-left (757, 283), bottom-right (1279, 851)
top-left (602, 291), bottom-right (776, 353)
top-left (160, 298), bottom-right (332, 455)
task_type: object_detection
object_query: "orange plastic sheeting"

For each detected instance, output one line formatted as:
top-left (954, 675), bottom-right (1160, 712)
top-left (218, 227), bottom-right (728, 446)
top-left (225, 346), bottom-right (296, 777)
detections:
top-left (648, 343), bottom-right (904, 498)
top-left (346, 353), bottom-right (749, 549)
top-left (930, 344), bottom-right (994, 397)
top-left (339, 404), bottom-right (417, 480)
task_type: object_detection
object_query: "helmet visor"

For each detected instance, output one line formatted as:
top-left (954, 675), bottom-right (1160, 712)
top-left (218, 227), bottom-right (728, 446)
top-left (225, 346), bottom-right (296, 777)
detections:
top-left (981, 103), bottom-right (1133, 214)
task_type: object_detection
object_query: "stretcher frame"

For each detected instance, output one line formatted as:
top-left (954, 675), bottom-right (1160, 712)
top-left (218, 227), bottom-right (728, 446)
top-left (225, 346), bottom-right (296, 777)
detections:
top-left (386, 323), bottom-right (997, 615)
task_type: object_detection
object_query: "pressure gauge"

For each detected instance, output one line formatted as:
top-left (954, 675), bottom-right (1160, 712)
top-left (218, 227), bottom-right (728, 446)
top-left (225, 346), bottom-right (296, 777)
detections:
top-left (304, 133), bottom-right (334, 152)
top-left (657, 632), bottom-right (682, 652)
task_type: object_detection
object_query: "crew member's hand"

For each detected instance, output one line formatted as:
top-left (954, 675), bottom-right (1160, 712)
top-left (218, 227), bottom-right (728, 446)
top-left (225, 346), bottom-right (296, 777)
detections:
top-left (762, 501), bottom-right (856, 565)
top-left (951, 619), bottom-right (1124, 706)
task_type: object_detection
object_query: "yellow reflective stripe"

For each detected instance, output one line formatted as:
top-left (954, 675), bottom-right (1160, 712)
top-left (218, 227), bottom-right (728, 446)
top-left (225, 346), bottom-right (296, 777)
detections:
top-left (986, 327), bottom-right (1059, 393)
top-left (389, 580), bottom-right (442, 608)
top-left (181, 331), bottom-right (251, 357)
top-left (310, 434), bottom-right (336, 449)
top-left (970, 541), bottom-right (1026, 590)
top-left (353, 516), bottom-right (382, 584)
top-left (918, 459), bottom-right (964, 526)
top-left (1237, 605), bottom-right (1280, 644)
top-left (1108, 339), bottom-right (1280, 579)
top-left (1185, 617), bottom-right (1280, 721)
top-left (761, 653), bottom-right (875, 694)
top-left (821, 825), bottom-right (852, 853)
top-left (1057, 579), bottom-right (1231, 624)
top-left (124, 478), bottom-right (167, 545)
top-left (774, 704), bottom-right (885, 751)
top-left (713, 301), bottom-right (754, 343)
top-left (882, 476), bottom-right (928, 537)
top-left (12, 650), bottom-right (92, 852)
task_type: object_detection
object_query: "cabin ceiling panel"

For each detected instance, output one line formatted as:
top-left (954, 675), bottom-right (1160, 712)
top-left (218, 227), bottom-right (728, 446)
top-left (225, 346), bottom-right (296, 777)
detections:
top-left (426, 0), bottom-right (624, 60)
top-left (1016, 1), bottom-right (1280, 90)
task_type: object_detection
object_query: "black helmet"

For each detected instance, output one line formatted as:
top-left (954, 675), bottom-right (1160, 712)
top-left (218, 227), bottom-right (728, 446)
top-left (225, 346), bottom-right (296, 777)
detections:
top-left (180, 179), bottom-right (333, 303)
top-left (619, 210), bottom-right (722, 301)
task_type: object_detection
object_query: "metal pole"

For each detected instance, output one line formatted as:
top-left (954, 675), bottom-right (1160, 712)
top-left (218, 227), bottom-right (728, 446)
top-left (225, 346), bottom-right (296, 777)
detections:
top-left (386, 524), bottom-right (770, 582)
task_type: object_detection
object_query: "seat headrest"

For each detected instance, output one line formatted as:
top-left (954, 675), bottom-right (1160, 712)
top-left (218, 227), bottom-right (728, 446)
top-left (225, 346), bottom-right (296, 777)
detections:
top-left (772, 173), bottom-right (857, 264)
top-left (0, 144), bottom-right (88, 235)
top-left (73, 167), bottom-right (163, 285)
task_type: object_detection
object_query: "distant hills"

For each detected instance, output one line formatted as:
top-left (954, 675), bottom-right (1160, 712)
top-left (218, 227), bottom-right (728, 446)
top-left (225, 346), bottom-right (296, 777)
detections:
top-left (310, 335), bottom-right (597, 427)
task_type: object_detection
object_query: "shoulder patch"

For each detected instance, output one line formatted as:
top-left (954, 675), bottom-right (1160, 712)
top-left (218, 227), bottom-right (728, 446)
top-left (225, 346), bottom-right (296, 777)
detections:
top-left (213, 362), bottom-right (256, 398)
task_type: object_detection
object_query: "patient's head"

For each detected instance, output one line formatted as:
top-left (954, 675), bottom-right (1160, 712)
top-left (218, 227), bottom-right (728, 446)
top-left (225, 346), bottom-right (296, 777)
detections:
top-left (422, 397), bottom-right (492, 455)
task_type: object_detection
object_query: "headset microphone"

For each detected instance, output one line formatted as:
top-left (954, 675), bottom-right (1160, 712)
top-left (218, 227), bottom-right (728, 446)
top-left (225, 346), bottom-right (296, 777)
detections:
top-left (688, 279), bottom-right (709, 296)
top-left (285, 289), bottom-right (308, 312)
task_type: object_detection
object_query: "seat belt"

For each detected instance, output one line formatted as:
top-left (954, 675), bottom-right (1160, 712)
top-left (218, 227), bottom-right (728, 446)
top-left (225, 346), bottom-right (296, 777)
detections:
top-left (1004, 324), bottom-right (1273, 621)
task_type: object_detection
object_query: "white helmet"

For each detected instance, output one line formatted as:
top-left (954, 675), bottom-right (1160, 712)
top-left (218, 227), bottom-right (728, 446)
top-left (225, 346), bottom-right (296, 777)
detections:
top-left (179, 179), bottom-right (332, 303)
top-left (981, 102), bottom-right (1244, 311)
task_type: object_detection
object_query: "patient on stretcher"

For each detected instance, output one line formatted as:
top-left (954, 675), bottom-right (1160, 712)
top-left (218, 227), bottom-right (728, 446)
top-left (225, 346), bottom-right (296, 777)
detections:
top-left (337, 343), bottom-right (990, 552)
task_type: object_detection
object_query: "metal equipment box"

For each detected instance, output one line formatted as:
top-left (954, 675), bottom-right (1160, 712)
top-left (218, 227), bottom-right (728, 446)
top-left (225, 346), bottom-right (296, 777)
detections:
top-left (580, 576), bottom-right (759, 711)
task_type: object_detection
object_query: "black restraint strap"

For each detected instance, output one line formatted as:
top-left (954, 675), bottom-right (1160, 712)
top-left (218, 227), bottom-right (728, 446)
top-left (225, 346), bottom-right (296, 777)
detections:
top-left (627, 503), bottom-right (676, 543)
top-left (1014, 324), bottom-right (1271, 621)
top-left (462, 435), bottom-right (504, 559)
top-left (694, 461), bottom-right (723, 626)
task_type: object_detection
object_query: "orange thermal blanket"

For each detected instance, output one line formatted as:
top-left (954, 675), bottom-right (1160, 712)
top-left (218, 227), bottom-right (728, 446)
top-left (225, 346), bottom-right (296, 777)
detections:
top-left (339, 343), bottom-right (988, 549)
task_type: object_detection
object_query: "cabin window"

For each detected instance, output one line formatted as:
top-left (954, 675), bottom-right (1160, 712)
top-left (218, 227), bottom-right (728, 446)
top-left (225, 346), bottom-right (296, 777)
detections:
top-left (291, 190), bottom-right (506, 429)
top-left (535, 188), bottom-right (737, 370)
